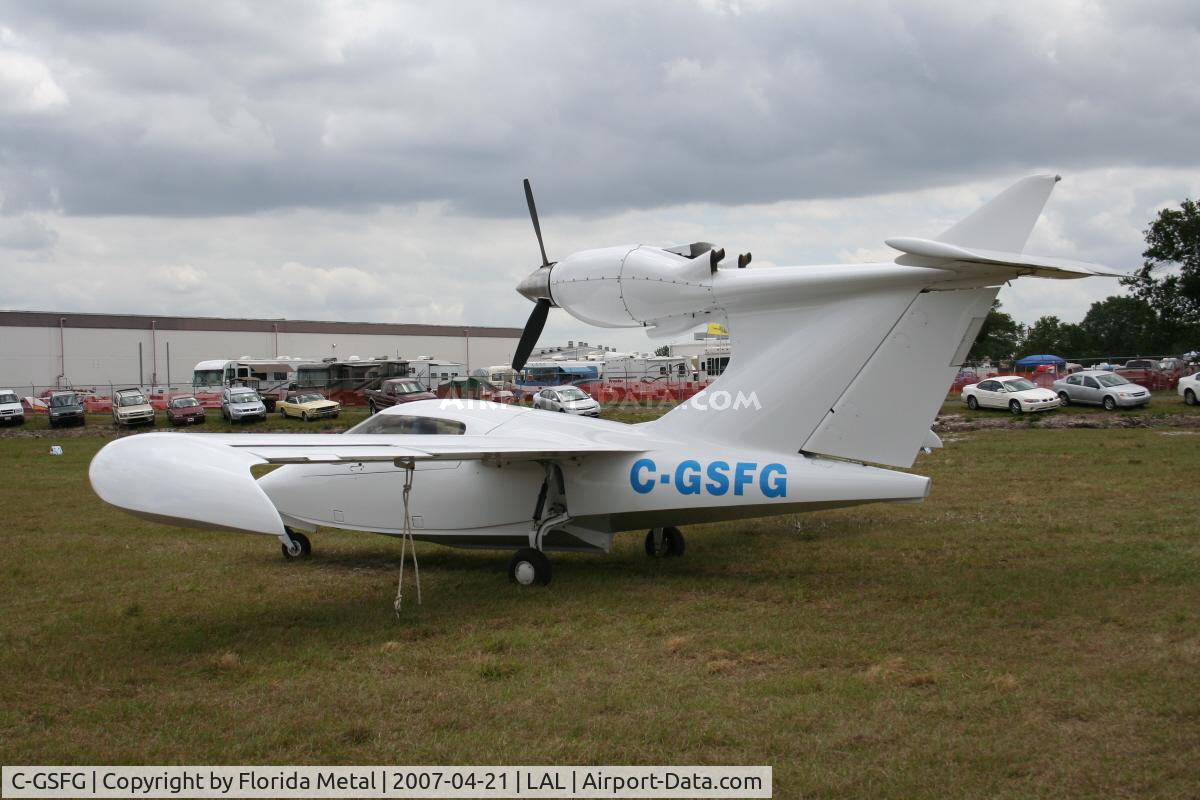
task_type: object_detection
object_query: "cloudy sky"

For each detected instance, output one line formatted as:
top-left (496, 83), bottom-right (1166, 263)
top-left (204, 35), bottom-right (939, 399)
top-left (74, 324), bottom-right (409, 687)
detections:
top-left (2, 0), bottom-right (1199, 352)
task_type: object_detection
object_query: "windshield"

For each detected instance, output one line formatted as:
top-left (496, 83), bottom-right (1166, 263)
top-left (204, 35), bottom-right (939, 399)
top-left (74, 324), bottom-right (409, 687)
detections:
top-left (392, 381), bottom-right (425, 394)
top-left (229, 391), bottom-right (259, 403)
top-left (50, 394), bottom-right (77, 407)
top-left (118, 394), bottom-right (147, 407)
top-left (1096, 374), bottom-right (1130, 387)
top-left (347, 414), bottom-right (466, 435)
top-left (558, 387), bottom-right (589, 401)
top-left (1001, 378), bottom-right (1036, 392)
top-left (170, 397), bottom-right (199, 408)
top-left (295, 368), bottom-right (330, 388)
top-left (0, 392), bottom-right (17, 405)
top-left (292, 394), bottom-right (324, 403)
top-left (192, 369), bottom-right (225, 388)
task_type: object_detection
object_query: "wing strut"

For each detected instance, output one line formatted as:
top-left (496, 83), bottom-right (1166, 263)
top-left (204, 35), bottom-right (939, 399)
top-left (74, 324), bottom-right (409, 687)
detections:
top-left (393, 460), bottom-right (422, 615)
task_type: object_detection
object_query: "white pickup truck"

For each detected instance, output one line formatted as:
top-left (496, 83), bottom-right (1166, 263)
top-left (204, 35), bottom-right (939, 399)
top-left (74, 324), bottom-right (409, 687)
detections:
top-left (0, 389), bottom-right (24, 426)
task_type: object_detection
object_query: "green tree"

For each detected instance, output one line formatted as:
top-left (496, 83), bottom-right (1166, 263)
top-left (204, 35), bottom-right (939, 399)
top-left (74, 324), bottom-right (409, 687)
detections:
top-left (654, 345), bottom-right (671, 357)
top-left (1023, 315), bottom-right (1064, 355)
top-left (968, 302), bottom-right (1022, 364)
top-left (1076, 296), bottom-right (1162, 358)
top-left (1121, 198), bottom-right (1200, 349)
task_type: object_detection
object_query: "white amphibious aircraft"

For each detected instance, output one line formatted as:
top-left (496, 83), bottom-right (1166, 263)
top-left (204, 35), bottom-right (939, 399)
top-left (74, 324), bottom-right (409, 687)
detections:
top-left (91, 175), bottom-right (1118, 585)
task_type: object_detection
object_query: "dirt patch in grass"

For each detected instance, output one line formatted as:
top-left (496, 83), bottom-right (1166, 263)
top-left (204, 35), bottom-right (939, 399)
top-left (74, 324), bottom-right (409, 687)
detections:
top-left (935, 412), bottom-right (1200, 432)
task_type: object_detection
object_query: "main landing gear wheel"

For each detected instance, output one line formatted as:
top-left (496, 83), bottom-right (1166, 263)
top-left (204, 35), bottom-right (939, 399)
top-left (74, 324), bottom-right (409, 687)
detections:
top-left (508, 547), bottom-right (551, 586)
top-left (281, 529), bottom-right (311, 560)
top-left (645, 527), bottom-right (685, 558)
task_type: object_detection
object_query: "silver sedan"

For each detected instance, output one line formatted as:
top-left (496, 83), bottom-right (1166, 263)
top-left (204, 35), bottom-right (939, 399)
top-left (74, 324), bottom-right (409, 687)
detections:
top-left (1053, 370), bottom-right (1151, 410)
top-left (532, 385), bottom-right (601, 417)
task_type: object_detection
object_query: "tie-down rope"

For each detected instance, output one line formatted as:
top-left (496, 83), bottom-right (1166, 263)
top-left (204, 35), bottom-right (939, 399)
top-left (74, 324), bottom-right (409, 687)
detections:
top-left (394, 460), bottom-right (421, 616)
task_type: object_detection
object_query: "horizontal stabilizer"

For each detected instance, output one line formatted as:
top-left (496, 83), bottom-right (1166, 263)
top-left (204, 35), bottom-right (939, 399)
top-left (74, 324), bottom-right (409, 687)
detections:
top-left (885, 237), bottom-right (1123, 279)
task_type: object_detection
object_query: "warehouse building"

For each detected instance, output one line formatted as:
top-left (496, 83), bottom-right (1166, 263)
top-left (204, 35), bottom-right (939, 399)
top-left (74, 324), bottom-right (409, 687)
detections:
top-left (0, 310), bottom-right (523, 393)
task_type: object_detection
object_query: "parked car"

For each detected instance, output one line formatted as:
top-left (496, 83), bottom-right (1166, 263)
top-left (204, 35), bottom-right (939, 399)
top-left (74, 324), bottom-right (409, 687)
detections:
top-left (961, 376), bottom-right (1060, 414)
top-left (278, 391), bottom-right (340, 421)
top-left (166, 395), bottom-right (207, 426)
top-left (532, 385), bottom-right (601, 417)
top-left (1053, 370), bottom-right (1151, 410)
top-left (220, 386), bottom-right (267, 423)
top-left (112, 388), bottom-right (155, 427)
top-left (364, 378), bottom-right (437, 414)
top-left (47, 390), bottom-right (86, 427)
top-left (0, 389), bottom-right (24, 426)
top-left (1177, 372), bottom-right (1200, 406)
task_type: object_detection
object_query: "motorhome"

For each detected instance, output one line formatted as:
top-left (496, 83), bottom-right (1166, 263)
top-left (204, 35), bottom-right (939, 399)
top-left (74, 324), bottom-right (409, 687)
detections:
top-left (293, 357), bottom-right (411, 404)
top-left (191, 357), bottom-right (314, 407)
top-left (407, 357), bottom-right (467, 391)
top-left (601, 353), bottom-right (690, 385)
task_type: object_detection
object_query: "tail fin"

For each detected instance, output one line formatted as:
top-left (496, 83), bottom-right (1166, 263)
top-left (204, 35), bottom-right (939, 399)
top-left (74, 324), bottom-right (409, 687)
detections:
top-left (646, 174), bottom-right (1120, 469)
top-left (936, 174), bottom-right (1059, 252)
top-left (886, 174), bottom-right (1123, 278)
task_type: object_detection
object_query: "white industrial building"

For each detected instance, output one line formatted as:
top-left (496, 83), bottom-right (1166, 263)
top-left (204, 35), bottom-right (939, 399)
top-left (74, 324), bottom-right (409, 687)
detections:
top-left (0, 310), bottom-right (523, 393)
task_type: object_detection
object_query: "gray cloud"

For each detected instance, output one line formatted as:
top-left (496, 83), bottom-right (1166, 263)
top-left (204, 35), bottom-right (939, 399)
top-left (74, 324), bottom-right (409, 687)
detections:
top-left (0, 1), bottom-right (1198, 219)
top-left (0, 1), bottom-right (1198, 355)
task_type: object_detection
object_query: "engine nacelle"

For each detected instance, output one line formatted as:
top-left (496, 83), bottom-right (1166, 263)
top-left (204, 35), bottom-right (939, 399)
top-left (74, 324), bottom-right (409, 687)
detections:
top-left (549, 245), bottom-right (717, 328)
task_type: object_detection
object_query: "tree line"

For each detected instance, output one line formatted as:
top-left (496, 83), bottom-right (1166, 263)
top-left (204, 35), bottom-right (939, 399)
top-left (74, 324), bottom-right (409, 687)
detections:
top-left (969, 198), bottom-right (1200, 365)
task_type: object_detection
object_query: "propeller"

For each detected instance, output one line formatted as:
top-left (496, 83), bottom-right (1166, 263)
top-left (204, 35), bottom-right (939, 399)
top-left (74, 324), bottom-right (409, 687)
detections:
top-left (512, 299), bottom-right (550, 373)
top-left (525, 178), bottom-right (549, 268)
top-left (513, 178), bottom-right (556, 372)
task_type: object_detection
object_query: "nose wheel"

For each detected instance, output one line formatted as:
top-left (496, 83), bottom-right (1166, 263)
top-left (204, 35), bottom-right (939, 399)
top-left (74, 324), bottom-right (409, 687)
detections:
top-left (645, 527), bottom-right (685, 558)
top-left (281, 529), bottom-right (312, 560)
top-left (508, 547), bottom-right (552, 586)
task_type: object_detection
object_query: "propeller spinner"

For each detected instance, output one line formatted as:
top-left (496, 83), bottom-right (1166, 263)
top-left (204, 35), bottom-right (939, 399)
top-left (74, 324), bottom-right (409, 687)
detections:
top-left (512, 178), bottom-right (556, 371)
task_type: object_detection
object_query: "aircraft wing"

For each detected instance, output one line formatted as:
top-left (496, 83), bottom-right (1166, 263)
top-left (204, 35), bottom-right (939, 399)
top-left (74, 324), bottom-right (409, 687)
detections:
top-left (89, 432), bottom-right (644, 536)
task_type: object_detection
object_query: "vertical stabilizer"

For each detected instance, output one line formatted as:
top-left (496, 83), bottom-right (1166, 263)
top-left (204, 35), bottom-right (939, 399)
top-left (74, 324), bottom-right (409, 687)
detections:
top-left (936, 174), bottom-right (1059, 253)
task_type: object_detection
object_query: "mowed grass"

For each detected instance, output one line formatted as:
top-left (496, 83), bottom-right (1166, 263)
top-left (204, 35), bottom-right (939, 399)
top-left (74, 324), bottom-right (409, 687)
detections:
top-left (1, 420), bottom-right (1199, 798)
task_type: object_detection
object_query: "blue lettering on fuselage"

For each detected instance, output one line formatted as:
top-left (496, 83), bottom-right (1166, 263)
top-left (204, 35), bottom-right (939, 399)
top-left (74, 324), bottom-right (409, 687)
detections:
top-left (629, 458), bottom-right (787, 498)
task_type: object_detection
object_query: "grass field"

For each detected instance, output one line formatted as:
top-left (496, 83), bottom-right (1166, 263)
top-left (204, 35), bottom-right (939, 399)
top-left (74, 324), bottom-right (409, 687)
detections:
top-left (2, 400), bottom-right (1198, 798)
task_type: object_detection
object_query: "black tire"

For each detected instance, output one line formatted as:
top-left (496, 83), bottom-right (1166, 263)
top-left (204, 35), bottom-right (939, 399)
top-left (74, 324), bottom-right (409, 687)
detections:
top-left (645, 526), bottom-right (686, 558)
top-left (966, 395), bottom-right (979, 410)
top-left (1186, 389), bottom-right (1197, 406)
top-left (508, 547), bottom-right (551, 586)
top-left (302, 411), bottom-right (309, 421)
top-left (1058, 391), bottom-right (1070, 406)
top-left (281, 529), bottom-right (311, 560)
top-left (1009, 400), bottom-right (1022, 415)
top-left (368, 401), bottom-right (377, 416)
top-left (1103, 395), bottom-right (1117, 411)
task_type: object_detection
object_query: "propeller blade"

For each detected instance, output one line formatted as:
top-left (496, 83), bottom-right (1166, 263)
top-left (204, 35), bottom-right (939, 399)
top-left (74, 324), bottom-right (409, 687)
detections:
top-left (524, 178), bottom-right (550, 267)
top-left (512, 298), bottom-right (551, 372)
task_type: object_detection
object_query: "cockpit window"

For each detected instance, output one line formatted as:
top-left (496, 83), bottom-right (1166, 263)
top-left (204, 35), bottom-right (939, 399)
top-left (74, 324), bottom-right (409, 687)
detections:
top-left (347, 414), bottom-right (466, 435)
